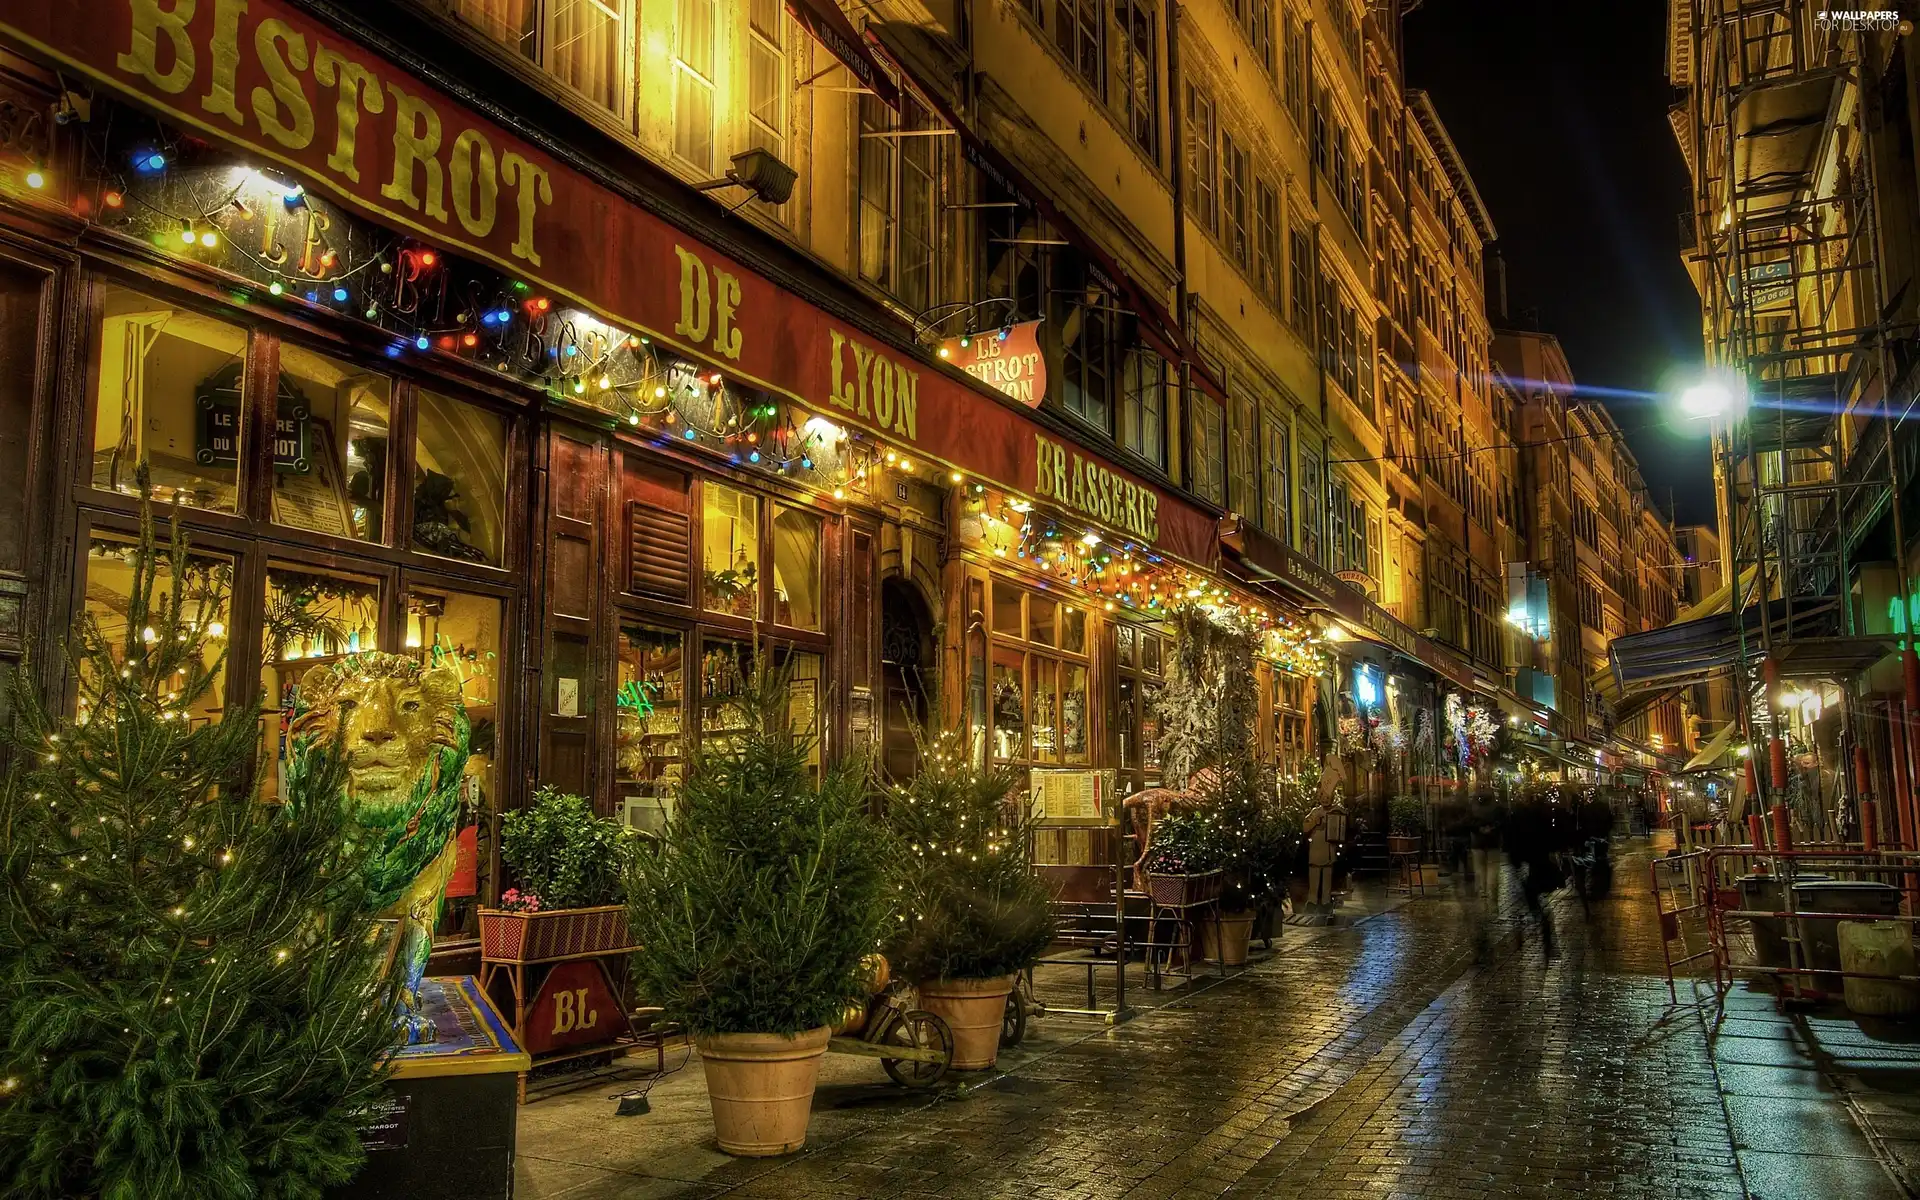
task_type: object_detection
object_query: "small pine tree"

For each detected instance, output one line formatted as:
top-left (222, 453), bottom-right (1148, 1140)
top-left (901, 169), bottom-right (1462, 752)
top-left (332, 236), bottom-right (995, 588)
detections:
top-left (882, 726), bottom-right (1054, 984)
top-left (0, 494), bottom-right (401, 1200)
top-left (626, 666), bottom-right (891, 1036)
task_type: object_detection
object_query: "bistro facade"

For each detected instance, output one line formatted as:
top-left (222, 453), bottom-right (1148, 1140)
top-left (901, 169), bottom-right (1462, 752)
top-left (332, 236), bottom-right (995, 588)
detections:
top-left (0, 0), bottom-right (1355, 969)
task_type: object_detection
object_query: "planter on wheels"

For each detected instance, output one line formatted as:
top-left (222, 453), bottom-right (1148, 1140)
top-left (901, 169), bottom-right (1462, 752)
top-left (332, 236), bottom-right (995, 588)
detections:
top-left (694, 1027), bottom-right (831, 1157)
top-left (1200, 910), bottom-right (1256, 966)
top-left (918, 976), bottom-right (1014, 1070)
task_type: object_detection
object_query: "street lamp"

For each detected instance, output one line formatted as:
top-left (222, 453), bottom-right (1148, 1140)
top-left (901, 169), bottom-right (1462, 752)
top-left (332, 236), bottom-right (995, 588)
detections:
top-left (1676, 372), bottom-right (1745, 421)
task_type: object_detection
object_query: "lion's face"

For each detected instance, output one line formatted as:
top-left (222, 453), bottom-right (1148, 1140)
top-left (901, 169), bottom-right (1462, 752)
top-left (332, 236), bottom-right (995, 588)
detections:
top-left (292, 654), bottom-right (463, 820)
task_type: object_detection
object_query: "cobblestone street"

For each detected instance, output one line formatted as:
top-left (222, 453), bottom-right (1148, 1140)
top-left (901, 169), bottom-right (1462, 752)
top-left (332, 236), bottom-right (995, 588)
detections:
top-left (516, 847), bottom-right (1920, 1199)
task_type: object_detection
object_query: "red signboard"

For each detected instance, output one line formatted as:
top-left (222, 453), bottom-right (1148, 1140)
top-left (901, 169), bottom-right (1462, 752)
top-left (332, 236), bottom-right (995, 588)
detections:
top-left (938, 321), bottom-right (1045, 408)
top-left (0, 1), bottom-right (1219, 569)
top-left (523, 960), bottom-right (625, 1056)
top-left (445, 824), bottom-right (478, 899)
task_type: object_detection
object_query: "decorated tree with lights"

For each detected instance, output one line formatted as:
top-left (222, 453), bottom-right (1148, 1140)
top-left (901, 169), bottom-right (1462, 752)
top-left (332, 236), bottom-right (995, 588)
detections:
top-left (0, 488), bottom-right (401, 1200)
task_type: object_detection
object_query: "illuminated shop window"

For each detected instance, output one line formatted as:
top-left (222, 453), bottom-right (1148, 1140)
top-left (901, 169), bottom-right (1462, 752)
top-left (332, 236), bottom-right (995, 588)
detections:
top-left (82, 535), bottom-right (233, 718)
top-left (91, 284), bottom-right (248, 512)
top-left (258, 564), bottom-right (383, 807)
top-left (772, 505), bottom-right (821, 630)
top-left (275, 342), bottom-right (391, 545)
top-left (703, 482), bottom-right (760, 618)
top-left (617, 624), bottom-right (686, 833)
top-left (414, 391), bottom-right (507, 567)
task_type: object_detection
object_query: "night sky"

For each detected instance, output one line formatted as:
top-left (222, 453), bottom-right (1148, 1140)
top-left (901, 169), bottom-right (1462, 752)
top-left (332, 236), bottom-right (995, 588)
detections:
top-left (1405, 1), bottom-right (1712, 526)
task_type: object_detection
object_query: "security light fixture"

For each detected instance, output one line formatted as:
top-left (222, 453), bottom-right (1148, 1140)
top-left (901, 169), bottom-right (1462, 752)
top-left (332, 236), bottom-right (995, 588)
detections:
top-left (693, 148), bottom-right (799, 207)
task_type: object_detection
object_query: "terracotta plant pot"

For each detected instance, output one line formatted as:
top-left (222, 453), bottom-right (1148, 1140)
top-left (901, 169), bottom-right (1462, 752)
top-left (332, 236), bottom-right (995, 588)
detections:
top-left (918, 976), bottom-right (1014, 1070)
top-left (693, 1027), bottom-right (831, 1157)
top-left (1200, 910), bottom-right (1256, 966)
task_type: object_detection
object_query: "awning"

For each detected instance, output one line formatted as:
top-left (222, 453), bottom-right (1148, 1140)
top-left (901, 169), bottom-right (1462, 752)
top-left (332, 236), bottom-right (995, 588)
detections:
top-left (1684, 722), bottom-right (1739, 773)
top-left (1606, 593), bottom-right (1880, 696)
top-left (786, 0), bottom-right (900, 107)
top-left (866, 26), bottom-right (1229, 407)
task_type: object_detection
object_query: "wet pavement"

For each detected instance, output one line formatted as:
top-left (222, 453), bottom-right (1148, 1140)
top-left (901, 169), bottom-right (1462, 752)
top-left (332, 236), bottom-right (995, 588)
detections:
top-left (515, 842), bottom-right (1920, 1198)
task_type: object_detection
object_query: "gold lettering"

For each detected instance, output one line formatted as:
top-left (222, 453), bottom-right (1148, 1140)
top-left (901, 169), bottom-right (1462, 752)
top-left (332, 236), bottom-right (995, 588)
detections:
top-left (553, 988), bottom-right (577, 1035)
top-left (829, 331), bottom-right (854, 410)
top-left (1051, 443), bottom-right (1069, 504)
top-left (448, 128), bottom-right (498, 236)
top-left (712, 271), bottom-right (742, 360)
top-left (1034, 434), bottom-right (1053, 499)
top-left (251, 19), bottom-right (314, 150)
top-left (119, 0), bottom-right (196, 95)
top-left (674, 246), bottom-right (710, 344)
top-left (501, 152), bottom-right (553, 265)
top-left (313, 45), bottom-right (384, 182)
top-left (576, 989), bottom-right (597, 1029)
top-left (1142, 491), bottom-right (1159, 541)
top-left (893, 363), bottom-right (917, 439)
top-left (297, 206), bottom-right (332, 277)
top-left (871, 354), bottom-right (894, 429)
top-left (851, 341), bottom-right (874, 418)
top-left (381, 82), bottom-right (446, 219)
top-left (201, 0), bottom-right (245, 124)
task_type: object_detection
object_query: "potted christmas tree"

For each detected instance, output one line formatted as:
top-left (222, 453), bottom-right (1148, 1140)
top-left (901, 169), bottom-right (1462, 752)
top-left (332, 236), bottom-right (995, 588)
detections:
top-left (481, 787), bottom-right (635, 963)
top-left (0, 491), bottom-right (401, 1198)
top-left (625, 668), bottom-right (889, 1156)
top-left (882, 729), bottom-right (1055, 1071)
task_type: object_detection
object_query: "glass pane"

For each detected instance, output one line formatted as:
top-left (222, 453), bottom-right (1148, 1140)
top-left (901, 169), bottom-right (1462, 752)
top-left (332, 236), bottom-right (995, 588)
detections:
top-left (990, 648), bottom-right (1025, 760)
top-left (276, 342), bottom-right (390, 543)
top-left (1030, 656), bottom-right (1058, 763)
top-left (699, 637), bottom-right (754, 754)
top-left (414, 391), bottom-right (506, 566)
top-left (83, 535), bottom-right (232, 717)
top-left (453, 0), bottom-right (535, 58)
top-left (772, 505), bottom-right (821, 630)
top-left (1142, 633), bottom-right (1162, 676)
top-left (548, 0), bottom-right (624, 112)
top-left (1116, 623), bottom-right (1135, 668)
top-left (259, 564), bottom-right (383, 807)
top-left (992, 579), bottom-right (1023, 636)
top-left (1029, 595), bottom-right (1056, 647)
top-left (92, 283), bottom-right (247, 512)
top-left (405, 586), bottom-right (504, 939)
top-left (1061, 662), bottom-right (1088, 763)
top-left (703, 482), bottom-right (760, 617)
top-left (1141, 680), bottom-right (1164, 771)
top-left (1118, 676), bottom-right (1136, 770)
top-left (617, 624), bottom-right (685, 832)
top-left (782, 648), bottom-right (823, 774)
top-left (1060, 605), bottom-right (1087, 654)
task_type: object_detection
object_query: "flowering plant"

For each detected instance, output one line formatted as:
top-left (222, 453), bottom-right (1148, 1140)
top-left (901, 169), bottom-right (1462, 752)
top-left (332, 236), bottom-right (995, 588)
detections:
top-left (497, 888), bottom-right (543, 913)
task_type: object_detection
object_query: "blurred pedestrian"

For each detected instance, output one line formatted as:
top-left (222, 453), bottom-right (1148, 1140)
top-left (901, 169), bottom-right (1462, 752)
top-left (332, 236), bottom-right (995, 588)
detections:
top-left (1471, 799), bottom-right (1504, 902)
top-left (1506, 798), bottom-right (1566, 958)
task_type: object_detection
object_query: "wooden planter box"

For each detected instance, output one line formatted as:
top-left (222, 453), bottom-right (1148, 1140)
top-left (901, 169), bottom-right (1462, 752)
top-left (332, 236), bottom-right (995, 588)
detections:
top-left (479, 905), bottom-right (632, 964)
top-left (1387, 834), bottom-right (1422, 856)
top-left (1145, 870), bottom-right (1223, 908)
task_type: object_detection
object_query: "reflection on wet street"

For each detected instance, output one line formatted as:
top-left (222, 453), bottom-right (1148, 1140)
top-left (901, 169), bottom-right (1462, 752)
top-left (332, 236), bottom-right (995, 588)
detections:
top-left (517, 842), bottom-right (1916, 1199)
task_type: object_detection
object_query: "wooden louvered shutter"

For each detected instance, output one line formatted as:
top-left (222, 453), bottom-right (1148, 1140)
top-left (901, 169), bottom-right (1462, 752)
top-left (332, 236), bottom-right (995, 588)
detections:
top-left (622, 460), bottom-right (691, 604)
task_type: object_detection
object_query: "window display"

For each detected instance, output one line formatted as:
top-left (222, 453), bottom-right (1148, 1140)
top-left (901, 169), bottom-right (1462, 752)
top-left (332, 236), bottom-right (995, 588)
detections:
top-left (703, 482), bottom-right (760, 617)
top-left (258, 564), bottom-right (383, 806)
top-left (91, 284), bottom-right (248, 512)
top-left (83, 535), bottom-right (232, 717)
top-left (414, 390), bottom-right (506, 565)
top-left (617, 624), bottom-right (686, 832)
top-left (276, 343), bottom-right (391, 543)
top-left (772, 505), bottom-right (822, 629)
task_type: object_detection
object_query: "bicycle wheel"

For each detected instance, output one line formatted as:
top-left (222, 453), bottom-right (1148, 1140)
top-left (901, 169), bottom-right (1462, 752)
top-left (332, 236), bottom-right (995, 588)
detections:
top-left (881, 1009), bottom-right (952, 1088)
top-left (1001, 987), bottom-right (1028, 1049)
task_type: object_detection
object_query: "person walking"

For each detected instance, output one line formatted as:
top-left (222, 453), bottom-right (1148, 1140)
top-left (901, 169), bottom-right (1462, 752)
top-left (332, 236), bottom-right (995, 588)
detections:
top-left (1470, 798), bottom-right (1504, 903)
top-left (1507, 798), bottom-right (1566, 958)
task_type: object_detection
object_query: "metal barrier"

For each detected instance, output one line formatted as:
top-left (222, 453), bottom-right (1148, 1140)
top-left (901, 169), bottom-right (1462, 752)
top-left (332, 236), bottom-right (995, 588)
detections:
top-left (1652, 849), bottom-right (1719, 1004)
top-left (1697, 844), bottom-right (1920, 1007)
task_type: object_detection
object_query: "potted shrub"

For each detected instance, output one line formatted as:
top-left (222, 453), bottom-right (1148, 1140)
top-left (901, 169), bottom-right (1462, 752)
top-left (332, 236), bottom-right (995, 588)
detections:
top-left (626, 669), bottom-right (890, 1157)
top-left (882, 732), bottom-right (1055, 1071)
top-left (1388, 795), bottom-right (1426, 856)
top-left (481, 787), bottom-right (635, 962)
top-left (1140, 809), bottom-right (1227, 905)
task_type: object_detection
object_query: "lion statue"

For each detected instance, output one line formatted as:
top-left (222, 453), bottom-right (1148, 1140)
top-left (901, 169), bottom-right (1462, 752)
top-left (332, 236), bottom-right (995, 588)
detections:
top-left (289, 652), bottom-right (469, 1045)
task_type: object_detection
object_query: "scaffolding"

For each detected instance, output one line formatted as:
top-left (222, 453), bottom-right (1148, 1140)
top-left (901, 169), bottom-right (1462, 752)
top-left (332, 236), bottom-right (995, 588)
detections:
top-left (1672, 0), bottom-right (1912, 849)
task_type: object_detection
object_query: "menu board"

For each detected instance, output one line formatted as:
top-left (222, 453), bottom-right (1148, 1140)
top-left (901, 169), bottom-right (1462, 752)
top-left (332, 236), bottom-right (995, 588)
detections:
top-left (1030, 769), bottom-right (1112, 824)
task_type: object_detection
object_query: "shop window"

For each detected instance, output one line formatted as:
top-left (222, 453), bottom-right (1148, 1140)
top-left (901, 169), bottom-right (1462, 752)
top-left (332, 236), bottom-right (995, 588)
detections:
top-left (673, 0), bottom-right (717, 169)
top-left (276, 343), bottom-right (391, 544)
top-left (405, 586), bottom-right (504, 939)
top-left (616, 624), bottom-right (685, 832)
top-left (92, 284), bottom-right (248, 512)
top-left (990, 647), bottom-right (1026, 760)
top-left (1272, 670), bottom-right (1311, 775)
top-left (703, 482), bottom-right (760, 618)
top-left (699, 637), bottom-right (755, 754)
top-left (1116, 624), bottom-right (1166, 776)
top-left (772, 505), bottom-right (821, 630)
top-left (781, 648), bottom-right (824, 773)
top-left (83, 535), bottom-right (232, 716)
top-left (259, 564), bottom-right (383, 807)
top-left (1060, 661), bottom-right (1089, 763)
top-left (414, 391), bottom-right (506, 567)
top-left (1060, 605), bottom-right (1087, 654)
top-left (992, 578), bottom-right (1024, 636)
top-left (1030, 594), bottom-right (1057, 647)
top-left (452, 0), bottom-right (628, 113)
top-left (1030, 657), bottom-right (1058, 762)
top-left (967, 577), bottom-right (988, 765)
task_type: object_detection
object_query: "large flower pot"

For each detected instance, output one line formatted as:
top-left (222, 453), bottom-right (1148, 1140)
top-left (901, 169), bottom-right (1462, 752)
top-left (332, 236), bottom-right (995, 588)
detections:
top-left (1199, 910), bottom-right (1256, 966)
top-left (694, 1027), bottom-right (831, 1157)
top-left (478, 904), bottom-right (632, 963)
top-left (918, 976), bottom-right (1014, 1070)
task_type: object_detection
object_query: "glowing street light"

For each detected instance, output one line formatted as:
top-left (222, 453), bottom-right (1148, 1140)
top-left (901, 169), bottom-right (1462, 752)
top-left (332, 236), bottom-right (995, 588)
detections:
top-left (1677, 372), bottom-right (1745, 421)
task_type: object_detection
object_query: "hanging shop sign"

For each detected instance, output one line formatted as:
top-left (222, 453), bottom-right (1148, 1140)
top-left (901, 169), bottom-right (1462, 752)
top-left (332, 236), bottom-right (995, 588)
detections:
top-left (783, 0), bottom-right (900, 108)
top-left (937, 321), bottom-right (1045, 407)
top-left (1, 1), bottom-right (1221, 569)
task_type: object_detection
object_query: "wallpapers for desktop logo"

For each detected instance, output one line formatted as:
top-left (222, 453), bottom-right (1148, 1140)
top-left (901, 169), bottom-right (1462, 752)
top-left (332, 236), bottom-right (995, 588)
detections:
top-left (1816, 7), bottom-right (1905, 32)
